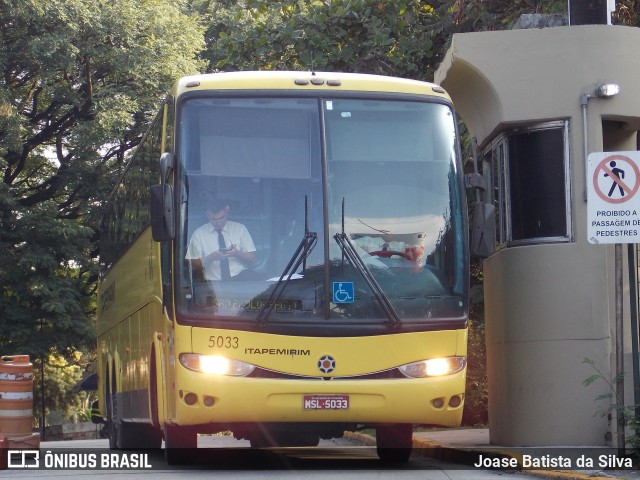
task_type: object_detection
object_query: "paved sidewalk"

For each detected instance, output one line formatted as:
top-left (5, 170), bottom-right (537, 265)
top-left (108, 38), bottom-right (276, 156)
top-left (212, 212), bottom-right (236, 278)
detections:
top-left (411, 429), bottom-right (639, 480)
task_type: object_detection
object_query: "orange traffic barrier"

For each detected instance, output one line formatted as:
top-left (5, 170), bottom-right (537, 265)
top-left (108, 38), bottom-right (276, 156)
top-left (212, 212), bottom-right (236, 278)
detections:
top-left (0, 356), bottom-right (33, 436)
top-left (0, 434), bottom-right (6, 469)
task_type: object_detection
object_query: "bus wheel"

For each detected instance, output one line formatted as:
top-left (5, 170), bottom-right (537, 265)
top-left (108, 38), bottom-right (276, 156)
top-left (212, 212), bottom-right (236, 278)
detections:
top-left (119, 422), bottom-right (163, 449)
top-left (106, 370), bottom-right (120, 449)
top-left (376, 424), bottom-right (413, 463)
top-left (105, 412), bottom-right (118, 449)
top-left (164, 425), bottom-right (197, 465)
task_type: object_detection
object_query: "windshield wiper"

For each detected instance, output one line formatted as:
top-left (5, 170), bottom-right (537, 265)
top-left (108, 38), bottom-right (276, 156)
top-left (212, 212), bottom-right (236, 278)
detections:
top-left (333, 199), bottom-right (401, 327)
top-left (257, 196), bottom-right (317, 325)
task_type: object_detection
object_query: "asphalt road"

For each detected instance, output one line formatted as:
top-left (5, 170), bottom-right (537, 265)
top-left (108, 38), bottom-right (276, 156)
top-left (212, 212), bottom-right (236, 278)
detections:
top-left (1, 436), bottom-right (549, 479)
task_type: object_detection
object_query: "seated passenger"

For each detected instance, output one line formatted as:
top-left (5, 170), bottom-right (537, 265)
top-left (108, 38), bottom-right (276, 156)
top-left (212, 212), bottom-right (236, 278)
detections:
top-left (186, 199), bottom-right (256, 281)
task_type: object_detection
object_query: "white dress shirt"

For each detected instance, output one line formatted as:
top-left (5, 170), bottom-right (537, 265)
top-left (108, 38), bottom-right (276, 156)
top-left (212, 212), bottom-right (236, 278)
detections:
top-left (186, 220), bottom-right (256, 280)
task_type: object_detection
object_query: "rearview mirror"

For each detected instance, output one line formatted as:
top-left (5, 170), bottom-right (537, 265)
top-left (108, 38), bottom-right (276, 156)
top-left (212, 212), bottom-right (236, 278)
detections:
top-left (471, 201), bottom-right (496, 259)
top-left (150, 184), bottom-right (175, 242)
top-left (467, 137), bottom-right (495, 258)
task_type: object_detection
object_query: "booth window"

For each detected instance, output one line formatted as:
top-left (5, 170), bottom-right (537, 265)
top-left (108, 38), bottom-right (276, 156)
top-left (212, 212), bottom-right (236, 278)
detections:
top-left (482, 121), bottom-right (571, 246)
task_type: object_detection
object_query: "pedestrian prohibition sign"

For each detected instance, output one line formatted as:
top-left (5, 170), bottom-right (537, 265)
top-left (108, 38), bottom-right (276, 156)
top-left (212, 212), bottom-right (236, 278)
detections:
top-left (588, 151), bottom-right (640, 244)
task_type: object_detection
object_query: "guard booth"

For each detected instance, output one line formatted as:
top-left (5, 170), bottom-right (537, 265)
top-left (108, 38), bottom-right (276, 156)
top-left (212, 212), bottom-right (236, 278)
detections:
top-left (435, 23), bottom-right (640, 446)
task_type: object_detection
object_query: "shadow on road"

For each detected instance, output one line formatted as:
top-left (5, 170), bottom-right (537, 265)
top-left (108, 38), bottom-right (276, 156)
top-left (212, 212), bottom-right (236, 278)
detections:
top-left (153, 447), bottom-right (427, 470)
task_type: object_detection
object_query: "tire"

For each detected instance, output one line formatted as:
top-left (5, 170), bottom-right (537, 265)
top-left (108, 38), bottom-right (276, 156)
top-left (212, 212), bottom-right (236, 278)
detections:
top-left (119, 422), bottom-right (163, 449)
top-left (106, 363), bottom-right (162, 450)
top-left (105, 367), bottom-right (119, 449)
top-left (164, 424), bottom-right (197, 465)
top-left (376, 424), bottom-right (413, 463)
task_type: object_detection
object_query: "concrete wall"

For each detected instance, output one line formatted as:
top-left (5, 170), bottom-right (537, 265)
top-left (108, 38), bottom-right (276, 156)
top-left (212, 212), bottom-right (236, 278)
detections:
top-left (435, 25), bottom-right (640, 446)
top-left (43, 422), bottom-right (101, 441)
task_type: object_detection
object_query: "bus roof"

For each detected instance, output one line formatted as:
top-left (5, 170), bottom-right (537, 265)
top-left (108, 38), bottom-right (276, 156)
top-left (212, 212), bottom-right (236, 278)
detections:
top-left (171, 71), bottom-right (451, 101)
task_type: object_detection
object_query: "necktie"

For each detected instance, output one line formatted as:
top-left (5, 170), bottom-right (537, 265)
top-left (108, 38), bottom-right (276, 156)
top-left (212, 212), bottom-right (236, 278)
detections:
top-left (217, 229), bottom-right (231, 281)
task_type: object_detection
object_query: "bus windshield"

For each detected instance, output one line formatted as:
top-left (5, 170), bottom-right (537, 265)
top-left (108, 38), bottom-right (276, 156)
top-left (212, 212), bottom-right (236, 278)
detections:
top-left (176, 95), bottom-right (466, 328)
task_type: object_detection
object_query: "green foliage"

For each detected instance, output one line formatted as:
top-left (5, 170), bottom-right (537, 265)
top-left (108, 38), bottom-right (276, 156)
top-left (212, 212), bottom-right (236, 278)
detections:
top-left (463, 313), bottom-right (488, 426)
top-left (75, 407), bottom-right (93, 423)
top-left (200, 0), bottom-right (443, 79)
top-left (197, 0), bottom-right (575, 78)
top-left (0, 0), bottom-right (205, 359)
top-left (32, 351), bottom-right (92, 427)
top-left (613, 0), bottom-right (640, 26)
top-left (582, 358), bottom-right (640, 452)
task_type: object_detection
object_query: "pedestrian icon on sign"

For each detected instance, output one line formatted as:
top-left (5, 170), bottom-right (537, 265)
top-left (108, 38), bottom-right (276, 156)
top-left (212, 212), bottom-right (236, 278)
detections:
top-left (605, 161), bottom-right (625, 198)
top-left (591, 154), bottom-right (640, 205)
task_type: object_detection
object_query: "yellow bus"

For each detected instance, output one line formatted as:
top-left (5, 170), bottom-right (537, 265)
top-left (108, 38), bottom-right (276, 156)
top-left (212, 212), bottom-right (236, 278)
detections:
top-left (97, 71), bottom-right (469, 464)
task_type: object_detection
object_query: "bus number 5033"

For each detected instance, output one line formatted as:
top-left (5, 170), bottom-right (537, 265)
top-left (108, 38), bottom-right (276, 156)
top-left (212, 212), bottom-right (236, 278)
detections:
top-left (208, 336), bottom-right (239, 349)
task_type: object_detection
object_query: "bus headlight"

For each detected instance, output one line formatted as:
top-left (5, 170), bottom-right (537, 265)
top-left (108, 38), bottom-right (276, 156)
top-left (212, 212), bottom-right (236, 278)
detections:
top-left (179, 354), bottom-right (256, 376)
top-left (398, 356), bottom-right (466, 378)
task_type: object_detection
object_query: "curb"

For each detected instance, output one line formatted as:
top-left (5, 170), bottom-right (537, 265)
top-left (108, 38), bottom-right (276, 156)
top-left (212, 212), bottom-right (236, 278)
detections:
top-left (343, 431), bottom-right (376, 446)
top-left (344, 431), bottom-right (628, 480)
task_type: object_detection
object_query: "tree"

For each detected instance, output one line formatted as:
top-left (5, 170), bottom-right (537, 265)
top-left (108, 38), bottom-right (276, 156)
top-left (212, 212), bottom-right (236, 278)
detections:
top-left (0, 0), bottom-right (205, 359)
top-left (198, 1), bottom-right (582, 79)
top-left (200, 0), bottom-right (445, 80)
top-left (33, 351), bottom-right (92, 428)
top-left (613, 0), bottom-right (640, 26)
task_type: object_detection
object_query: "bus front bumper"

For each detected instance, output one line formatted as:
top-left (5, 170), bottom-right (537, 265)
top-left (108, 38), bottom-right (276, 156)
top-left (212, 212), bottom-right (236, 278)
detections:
top-left (172, 368), bottom-right (465, 428)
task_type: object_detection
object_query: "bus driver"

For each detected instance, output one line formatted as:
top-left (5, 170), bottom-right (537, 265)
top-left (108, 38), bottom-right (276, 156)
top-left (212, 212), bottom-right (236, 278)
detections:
top-left (186, 199), bottom-right (256, 281)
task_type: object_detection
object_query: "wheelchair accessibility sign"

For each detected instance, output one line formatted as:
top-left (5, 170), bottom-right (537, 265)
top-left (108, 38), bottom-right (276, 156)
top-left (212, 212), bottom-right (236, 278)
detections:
top-left (333, 282), bottom-right (354, 304)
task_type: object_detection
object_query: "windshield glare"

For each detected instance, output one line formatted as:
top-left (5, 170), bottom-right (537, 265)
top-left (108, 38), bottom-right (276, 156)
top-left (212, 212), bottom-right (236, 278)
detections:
top-left (176, 96), bottom-right (466, 326)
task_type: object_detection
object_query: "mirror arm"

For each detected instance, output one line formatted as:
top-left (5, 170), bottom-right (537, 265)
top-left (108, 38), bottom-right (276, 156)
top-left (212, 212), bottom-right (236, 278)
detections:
top-left (160, 152), bottom-right (174, 185)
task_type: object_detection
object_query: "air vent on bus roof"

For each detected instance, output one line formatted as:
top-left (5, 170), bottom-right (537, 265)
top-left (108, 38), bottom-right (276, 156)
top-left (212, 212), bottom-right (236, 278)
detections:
top-left (294, 78), bottom-right (341, 87)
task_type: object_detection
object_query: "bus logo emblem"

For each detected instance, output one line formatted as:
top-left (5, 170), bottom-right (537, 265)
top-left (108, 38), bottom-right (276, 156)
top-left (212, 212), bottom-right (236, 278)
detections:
top-left (318, 355), bottom-right (336, 374)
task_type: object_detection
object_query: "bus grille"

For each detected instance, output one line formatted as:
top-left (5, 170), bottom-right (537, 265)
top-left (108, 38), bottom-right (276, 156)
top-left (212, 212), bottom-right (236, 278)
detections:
top-left (247, 367), bottom-right (405, 380)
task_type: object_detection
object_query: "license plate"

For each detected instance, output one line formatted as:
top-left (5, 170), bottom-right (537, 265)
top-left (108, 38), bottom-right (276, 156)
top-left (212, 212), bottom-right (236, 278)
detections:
top-left (303, 394), bottom-right (350, 410)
